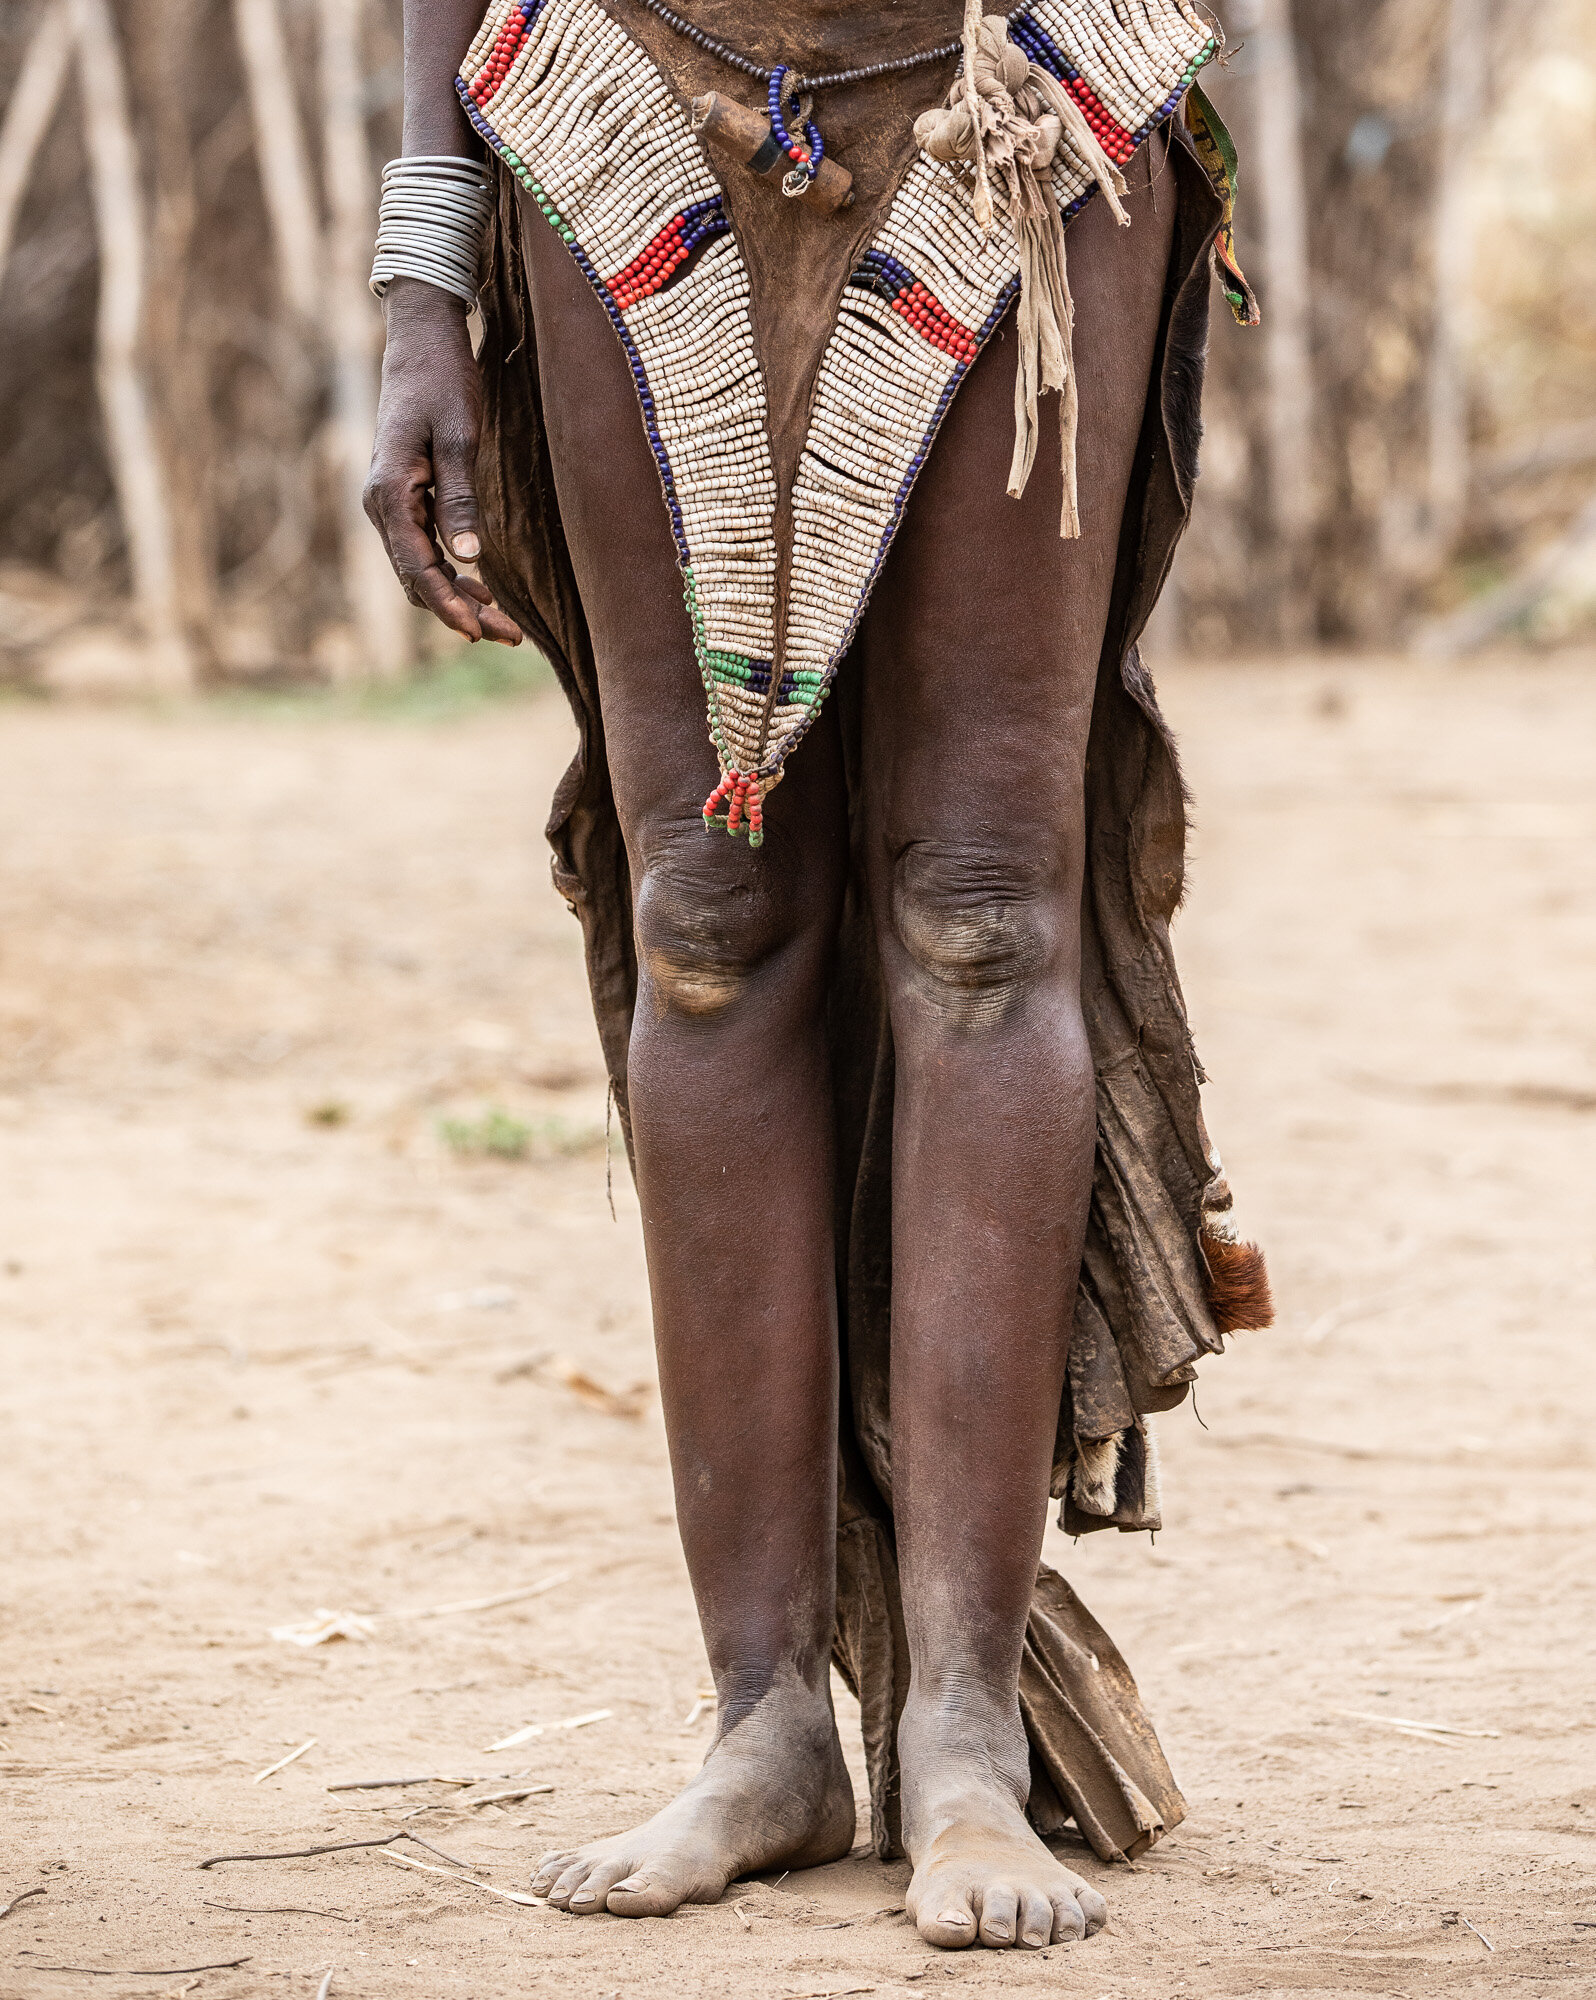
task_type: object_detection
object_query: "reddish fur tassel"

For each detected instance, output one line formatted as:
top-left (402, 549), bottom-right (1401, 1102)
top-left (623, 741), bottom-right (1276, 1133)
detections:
top-left (1200, 1228), bottom-right (1275, 1333)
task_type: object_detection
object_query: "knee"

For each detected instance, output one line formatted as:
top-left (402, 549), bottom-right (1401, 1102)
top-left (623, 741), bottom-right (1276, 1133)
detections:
top-left (634, 833), bottom-right (823, 1019)
top-left (889, 839), bottom-right (1069, 1026)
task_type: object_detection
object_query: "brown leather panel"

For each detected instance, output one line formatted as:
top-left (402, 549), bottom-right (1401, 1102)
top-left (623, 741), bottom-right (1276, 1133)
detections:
top-left (595, 0), bottom-right (964, 573)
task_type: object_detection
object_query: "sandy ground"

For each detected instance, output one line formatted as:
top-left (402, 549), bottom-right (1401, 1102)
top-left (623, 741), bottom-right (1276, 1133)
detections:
top-left (2, 655), bottom-right (1594, 2000)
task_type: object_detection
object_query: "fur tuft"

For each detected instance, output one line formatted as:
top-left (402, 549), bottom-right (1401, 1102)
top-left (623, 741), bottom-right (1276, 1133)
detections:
top-left (1072, 1433), bottom-right (1123, 1516)
top-left (1200, 1227), bottom-right (1275, 1333)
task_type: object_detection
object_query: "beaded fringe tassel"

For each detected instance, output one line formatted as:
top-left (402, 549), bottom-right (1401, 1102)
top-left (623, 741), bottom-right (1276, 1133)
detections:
top-left (458, 0), bottom-right (1216, 836)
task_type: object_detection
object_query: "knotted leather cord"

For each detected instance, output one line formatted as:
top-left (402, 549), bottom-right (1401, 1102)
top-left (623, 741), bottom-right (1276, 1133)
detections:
top-left (915, 7), bottom-right (1129, 536)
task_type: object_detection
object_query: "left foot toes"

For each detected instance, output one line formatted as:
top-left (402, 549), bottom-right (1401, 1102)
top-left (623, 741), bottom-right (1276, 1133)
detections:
top-left (1076, 1883), bottom-right (1109, 1934)
top-left (1018, 1887), bottom-right (1053, 1948)
top-left (976, 1883), bottom-right (1018, 1947)
top-left (918, 1903), bottom-right (977, 1949)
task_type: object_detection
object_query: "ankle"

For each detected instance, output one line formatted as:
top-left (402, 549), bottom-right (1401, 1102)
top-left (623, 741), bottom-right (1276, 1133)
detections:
top-left (710, 1660), bottom-right (838, 1741)
top-left (898, 1680), bottom-right (1030, 1798)
top-left (902, 1667), bottom-right (1024, 1737)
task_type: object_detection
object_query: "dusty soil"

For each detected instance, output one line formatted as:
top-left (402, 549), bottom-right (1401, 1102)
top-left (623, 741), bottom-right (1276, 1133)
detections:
top-left (2, 656), bottom-right (1594, 2000)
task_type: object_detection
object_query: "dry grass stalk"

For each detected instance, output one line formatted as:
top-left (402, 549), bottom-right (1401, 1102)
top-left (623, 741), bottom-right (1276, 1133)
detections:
top-left (486, 1708), bottom-right (611, 1753)
top-left (0, 1886), bottom-right (47, 1921)
top-left (252, 1737), bottom-right (317, 1783)
top-left (392, 1573), bottom-right (569, 1622)
top-left (326, 1776), bottom-right (440, 1793)
top-left (1333, 1706), bottom-right (1500, 1740)
top-left (378, 1849), bottom-right (542, 1907)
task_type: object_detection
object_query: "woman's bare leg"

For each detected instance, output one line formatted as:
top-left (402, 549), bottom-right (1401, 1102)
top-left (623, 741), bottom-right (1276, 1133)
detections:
top-left (858, 145), bottom-right (1177, 1950)
top-left (516, 197), bottom-right (856, 1915)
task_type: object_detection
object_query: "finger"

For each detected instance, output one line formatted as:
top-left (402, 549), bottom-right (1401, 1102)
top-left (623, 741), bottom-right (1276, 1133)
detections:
top-left (406, 559), bottom-right (486, 641)
top-left (369, 455), bottom-right (524, 645)
top-left (475, 602), bottom-right (524, 646)
top-left (431, 416), bottom-right (483, 566)
top-left (451, 572), bottom-right (523, 646)
top-left (373, 463), bottom-right (487, 641)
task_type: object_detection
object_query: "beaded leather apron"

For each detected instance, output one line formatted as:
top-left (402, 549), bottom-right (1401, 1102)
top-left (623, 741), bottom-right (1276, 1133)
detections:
top-left (458, 0), bottom-right (1219, 837)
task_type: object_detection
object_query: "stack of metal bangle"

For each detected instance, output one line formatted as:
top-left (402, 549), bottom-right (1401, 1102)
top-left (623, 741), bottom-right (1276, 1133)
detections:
top-left (370, 155), bottom-right (496, 307)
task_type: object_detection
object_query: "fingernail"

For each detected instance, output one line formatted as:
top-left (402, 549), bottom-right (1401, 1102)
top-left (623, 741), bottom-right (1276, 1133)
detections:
top-left (451, 532), bottom-right (480, 560)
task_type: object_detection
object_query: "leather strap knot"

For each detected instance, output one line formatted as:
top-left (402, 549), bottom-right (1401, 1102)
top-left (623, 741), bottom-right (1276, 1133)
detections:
top-left (914, 9), bottom-right (1131, 537)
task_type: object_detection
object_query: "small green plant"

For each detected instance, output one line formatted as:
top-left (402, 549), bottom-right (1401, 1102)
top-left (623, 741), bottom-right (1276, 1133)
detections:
top-left (306, 1100), bottom-right (351, 1128)
top-left (435, 1107), bottom-right (608, 1162)
top-left (438, 1107), bottom-right (533, 1160)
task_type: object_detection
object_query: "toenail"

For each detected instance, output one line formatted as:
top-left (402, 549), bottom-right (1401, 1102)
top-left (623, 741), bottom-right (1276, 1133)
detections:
top-left (571, 1891), bottom-right (595, 1904)
top-left (937, 1911), bottom-right (970, 1926)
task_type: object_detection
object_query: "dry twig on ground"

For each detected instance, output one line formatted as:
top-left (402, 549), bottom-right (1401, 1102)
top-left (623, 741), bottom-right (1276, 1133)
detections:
top-left (197, 1829), bottom-right (471, 1870)
top-left (27, 1959), bottom-right (251, 1977)
top-left (201, 1901), bottom-right (355, 1921)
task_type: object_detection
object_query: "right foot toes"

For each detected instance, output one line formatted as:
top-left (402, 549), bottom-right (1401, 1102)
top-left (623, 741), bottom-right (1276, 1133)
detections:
top-left (569, 1856), bottom-right (636, 1914)
top-left (605, 1872), bottom-right (680, 1917)
top-left (549, 1858), bottom-right (597, 1909)
top-left (531, 1850), bottom-right (575, 1895)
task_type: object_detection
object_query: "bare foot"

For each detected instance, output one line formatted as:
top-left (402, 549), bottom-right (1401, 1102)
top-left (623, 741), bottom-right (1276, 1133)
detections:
top-left (898, 1692), bottom-right (1109, 1950)
top-left (530, 1679), bottom-right (855, 1917)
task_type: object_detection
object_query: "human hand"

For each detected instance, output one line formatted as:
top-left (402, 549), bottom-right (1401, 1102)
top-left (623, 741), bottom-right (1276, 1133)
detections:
top-left (364, 279), bottom-right (522, 645)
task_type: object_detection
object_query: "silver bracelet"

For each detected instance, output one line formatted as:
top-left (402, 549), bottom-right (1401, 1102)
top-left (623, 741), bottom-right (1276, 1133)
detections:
top-left (370, 155), bottom-right (496, 307)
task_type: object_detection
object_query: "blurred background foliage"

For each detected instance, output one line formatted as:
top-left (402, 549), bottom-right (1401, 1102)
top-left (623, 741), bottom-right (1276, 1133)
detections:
top-left (0, 0), bottom-right (1592, 692)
